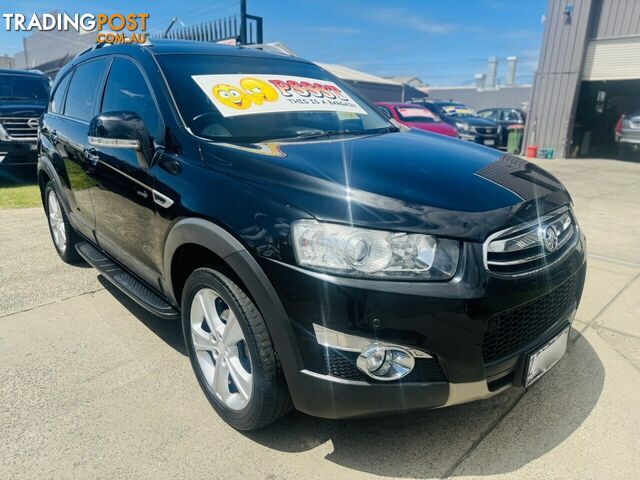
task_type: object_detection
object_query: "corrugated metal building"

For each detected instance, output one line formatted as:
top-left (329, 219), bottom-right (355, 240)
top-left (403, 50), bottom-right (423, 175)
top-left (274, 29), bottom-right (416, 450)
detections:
top-left (427, 85), bottom-right (532, 111)
top-left (316, 63), bottom-right (404, 102)
top-left (526, 0), bottom-right (640, 158)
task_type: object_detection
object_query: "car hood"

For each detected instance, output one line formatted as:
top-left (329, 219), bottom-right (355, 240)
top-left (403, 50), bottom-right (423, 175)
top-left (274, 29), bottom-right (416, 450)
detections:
top-left (403, 121), bottom-right (457, 136)
top-left (0, 102), bottom-right (47, 117)
top-left (445, 116), bottom-right (498, 127)
top-left (200, 130), bottom-right (570, 240)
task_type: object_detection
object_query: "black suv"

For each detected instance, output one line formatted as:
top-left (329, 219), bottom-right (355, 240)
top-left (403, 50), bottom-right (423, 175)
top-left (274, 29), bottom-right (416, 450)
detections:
top-left (0, 69), bottom-right (50, 171)
top-left (414, 99), bottom-right (501, 148)
top-left (38, 40), bottom-right (586, 430)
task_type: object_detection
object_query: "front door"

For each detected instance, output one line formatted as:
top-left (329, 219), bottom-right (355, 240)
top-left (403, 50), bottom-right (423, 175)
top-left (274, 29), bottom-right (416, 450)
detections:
top-left (89, 56), bottom-right (164, 287)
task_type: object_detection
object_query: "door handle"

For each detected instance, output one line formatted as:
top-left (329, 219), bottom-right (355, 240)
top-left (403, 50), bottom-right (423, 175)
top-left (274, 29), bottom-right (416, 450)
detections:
top-left (84, 147), bottom-right (99, 165)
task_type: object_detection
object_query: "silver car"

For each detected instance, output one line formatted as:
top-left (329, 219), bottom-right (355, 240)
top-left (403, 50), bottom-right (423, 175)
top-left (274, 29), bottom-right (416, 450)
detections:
top-left (615, 111), bottom-right (640, 159)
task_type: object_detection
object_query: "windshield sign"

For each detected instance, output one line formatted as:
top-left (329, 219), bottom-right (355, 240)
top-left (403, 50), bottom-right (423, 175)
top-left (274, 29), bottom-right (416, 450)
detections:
top-left (441, 105), bottom-right (475, 117)
top-left (397, 107), bottom-right (437, 122)
top-left (192, 74), bottom-right (367, 117)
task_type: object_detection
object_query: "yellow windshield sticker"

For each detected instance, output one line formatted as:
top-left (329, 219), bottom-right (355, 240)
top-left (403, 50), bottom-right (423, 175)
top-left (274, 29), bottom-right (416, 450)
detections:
top-left (192, 74), bottom-right (368, 117)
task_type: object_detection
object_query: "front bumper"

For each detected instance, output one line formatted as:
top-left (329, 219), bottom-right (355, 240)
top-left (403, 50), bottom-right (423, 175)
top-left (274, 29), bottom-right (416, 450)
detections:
top-left (458, 132), bottom-right (500, 148)
top-left (257, 232), bottom-right (586, 419)
top-left (0, 140), bottom-right (38, 167)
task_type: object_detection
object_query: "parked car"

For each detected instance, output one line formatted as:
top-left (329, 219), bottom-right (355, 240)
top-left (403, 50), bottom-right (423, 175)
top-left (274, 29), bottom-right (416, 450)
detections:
top-left (0, 69), bottom-right (50, 171)
top-left (615, 111), bottom-right (640, 160)
top-left (413, 99), bottom-right (501, 147)
top-left (477, 107), bottom-right (526, 150)
top-left (39, 40), bottom-right (586, 431)
top-left (376, 102), bottom-right (457, 137)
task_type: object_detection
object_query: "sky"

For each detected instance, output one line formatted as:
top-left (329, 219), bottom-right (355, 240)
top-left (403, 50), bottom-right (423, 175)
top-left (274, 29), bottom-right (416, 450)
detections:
top-left (0, 0), bottom-right (547, 86)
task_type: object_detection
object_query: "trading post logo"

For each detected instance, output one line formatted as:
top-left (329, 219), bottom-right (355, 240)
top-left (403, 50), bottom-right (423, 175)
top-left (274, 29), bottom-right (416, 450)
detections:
top-left (2, 12), bottom-right (149, 44)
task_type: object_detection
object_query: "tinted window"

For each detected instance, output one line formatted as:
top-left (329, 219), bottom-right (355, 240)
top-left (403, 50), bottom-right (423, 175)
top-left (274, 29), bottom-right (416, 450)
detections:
top-left (0, 74), bottom-right (49, 102)
top-left (50, 72), bottom-right (72, 114)
top-left (501, 110), bottom-right (522, 122)
top-left (479, 110), bottom-right (498, 121)
top-left (101, 57), bottom-right (161, 141)
top-left (65, 59), bottom-right (107, 121)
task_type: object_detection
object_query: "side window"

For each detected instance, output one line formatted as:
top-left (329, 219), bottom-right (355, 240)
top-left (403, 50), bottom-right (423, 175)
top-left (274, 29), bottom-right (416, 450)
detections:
top-left (479, 110), bottom-right (497, 120)
top-left (101, 57), bottom-right (161, 141)
top-left (50, 72), bottom-right (72, 114)
top-left (501, 110), bottom-right (521, 122)
top-left (65, 59), bottom-right (107, 121)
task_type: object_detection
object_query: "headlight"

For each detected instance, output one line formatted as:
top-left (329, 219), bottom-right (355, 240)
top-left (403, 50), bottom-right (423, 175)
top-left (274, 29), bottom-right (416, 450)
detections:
top-left (455, 122), bottom-right (473, 134)
top-left (291, 220), bottom-right (460, 280)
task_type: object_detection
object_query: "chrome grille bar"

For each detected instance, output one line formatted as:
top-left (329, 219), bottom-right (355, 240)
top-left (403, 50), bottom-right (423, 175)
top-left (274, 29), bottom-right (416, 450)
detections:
top-left (483, 206), bottom-right (578, 276)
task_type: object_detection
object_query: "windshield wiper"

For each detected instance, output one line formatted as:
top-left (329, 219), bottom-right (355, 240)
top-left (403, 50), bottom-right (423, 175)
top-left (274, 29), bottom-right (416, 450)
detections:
top-left (268, 126), bottom-right (399, 142)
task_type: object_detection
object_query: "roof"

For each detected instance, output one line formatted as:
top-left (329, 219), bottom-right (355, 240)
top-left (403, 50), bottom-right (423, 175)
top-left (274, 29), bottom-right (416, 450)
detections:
top-left (315, 63), bottom-right (399, 86)
top-left (385, 76), bottom-right (424, 85)
top-left (377, 101), bottom-right (431, 108)
top-left (146, 39), bottom-right (303, 63)
top-left (0, 68), bottom-right (47, 77)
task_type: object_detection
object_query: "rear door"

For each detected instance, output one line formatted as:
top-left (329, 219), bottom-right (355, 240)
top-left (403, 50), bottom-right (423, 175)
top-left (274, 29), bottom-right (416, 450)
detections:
top-left (46, 59), bottom-right (108, 238)
top-left (89, 56), bottom-right (164, 286)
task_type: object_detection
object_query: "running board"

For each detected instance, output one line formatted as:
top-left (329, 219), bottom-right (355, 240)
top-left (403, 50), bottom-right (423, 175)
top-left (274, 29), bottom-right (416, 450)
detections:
top-left (76, 241), bottom-right (179, 320)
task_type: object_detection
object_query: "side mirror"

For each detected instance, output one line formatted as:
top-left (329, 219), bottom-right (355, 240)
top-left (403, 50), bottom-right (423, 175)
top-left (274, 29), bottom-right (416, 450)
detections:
top-left (88, 111), bottom-right (153, 152)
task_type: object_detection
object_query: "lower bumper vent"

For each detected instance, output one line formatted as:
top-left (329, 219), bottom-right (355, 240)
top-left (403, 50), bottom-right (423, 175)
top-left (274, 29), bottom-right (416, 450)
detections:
top-left (483, 275), bottom-right (577, 363)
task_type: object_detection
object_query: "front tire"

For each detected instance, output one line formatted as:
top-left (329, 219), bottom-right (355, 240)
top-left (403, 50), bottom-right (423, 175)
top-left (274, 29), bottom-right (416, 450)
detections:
top-left (44, 181), bottom-right (81, 264)
top-left (181, 268), bottom-right (291, 430)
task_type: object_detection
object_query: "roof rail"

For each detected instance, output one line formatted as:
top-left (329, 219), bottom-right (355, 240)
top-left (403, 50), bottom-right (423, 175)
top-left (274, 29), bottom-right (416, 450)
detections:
top-left (73, 37), bottom-right (153, 60)
top-left (243, 42), bottom-right (297, 57)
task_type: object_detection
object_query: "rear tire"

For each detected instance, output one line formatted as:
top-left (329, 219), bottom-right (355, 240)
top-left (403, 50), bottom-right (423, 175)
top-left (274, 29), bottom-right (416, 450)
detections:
top-left (44, 181), bottom-right (81, 264)
top-left (181, 267), bottom-right (292, 430)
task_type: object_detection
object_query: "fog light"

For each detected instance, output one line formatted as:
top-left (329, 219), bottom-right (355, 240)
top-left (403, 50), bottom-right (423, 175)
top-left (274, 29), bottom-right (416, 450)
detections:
top-left (356, 344), bottom-right (415, 381)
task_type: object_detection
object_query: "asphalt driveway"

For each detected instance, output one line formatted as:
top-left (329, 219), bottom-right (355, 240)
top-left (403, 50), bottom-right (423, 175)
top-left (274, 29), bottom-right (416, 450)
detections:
top-left (1, 158), bottom-right (639, 479)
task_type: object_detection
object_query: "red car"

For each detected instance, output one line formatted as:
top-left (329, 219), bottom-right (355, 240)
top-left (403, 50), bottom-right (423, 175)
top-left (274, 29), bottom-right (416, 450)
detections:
top-left (376, 102), bottom-right (457, 137)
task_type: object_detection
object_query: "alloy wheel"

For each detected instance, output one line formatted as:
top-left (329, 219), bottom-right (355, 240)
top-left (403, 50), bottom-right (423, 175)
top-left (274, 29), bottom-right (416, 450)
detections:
top-left (48, 190), bottom-right (67, 254)
top-left (190, 288), bottom-right (253, 411)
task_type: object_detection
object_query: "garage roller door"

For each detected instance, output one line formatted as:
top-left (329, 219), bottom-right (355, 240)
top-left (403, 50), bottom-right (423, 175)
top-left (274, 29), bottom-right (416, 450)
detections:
top-left (582, 36), bottom-right (640, 81)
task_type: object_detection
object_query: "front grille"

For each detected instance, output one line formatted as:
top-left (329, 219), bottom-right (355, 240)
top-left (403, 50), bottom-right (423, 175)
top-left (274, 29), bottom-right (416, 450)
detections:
top-left (484, 207), bottom-right (578, 277)
top-left (0, 117), bottom-right (38, 140)
top-left (321, 348), bottom-right (446, 383)
top-left (474, 126), bottom-right (498, 135)
top-left (483, 275), bottom-right (577, 363)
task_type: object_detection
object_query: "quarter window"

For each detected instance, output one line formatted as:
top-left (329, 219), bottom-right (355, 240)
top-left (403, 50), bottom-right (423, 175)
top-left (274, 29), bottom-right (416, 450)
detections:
top-left (64, 59), bottom-right (107, 121)
top-left (101, 57), bottom-right (161, 142)
top-left (50, 72), bottom-right (72, 114)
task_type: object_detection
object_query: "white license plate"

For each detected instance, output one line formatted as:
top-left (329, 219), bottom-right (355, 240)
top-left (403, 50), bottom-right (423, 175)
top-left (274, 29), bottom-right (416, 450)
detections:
top-left (525, 327), bottom-right (569, 387)
top-left (484, 139), bottom-right (495, 146)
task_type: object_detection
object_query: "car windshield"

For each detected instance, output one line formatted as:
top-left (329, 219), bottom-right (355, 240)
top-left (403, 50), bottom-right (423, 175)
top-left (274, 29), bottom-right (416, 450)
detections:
top-left (435, 102), bottom-right (475, 118)
top-left (157, 54), bottom-right (393, 143)
top-left (0, 74), bottom-right (50, 101)
top-left (396, 106), bottom-right (439, 123)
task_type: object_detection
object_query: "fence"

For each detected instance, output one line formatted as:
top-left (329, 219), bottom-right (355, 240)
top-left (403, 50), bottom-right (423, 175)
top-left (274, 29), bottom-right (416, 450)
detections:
top-left (153, 15), bottom-right (263, 45)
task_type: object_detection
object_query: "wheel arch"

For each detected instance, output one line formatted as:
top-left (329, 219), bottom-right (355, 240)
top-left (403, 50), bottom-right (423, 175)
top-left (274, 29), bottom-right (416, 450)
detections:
top-left (163, 218), bottom-right (306, 385)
